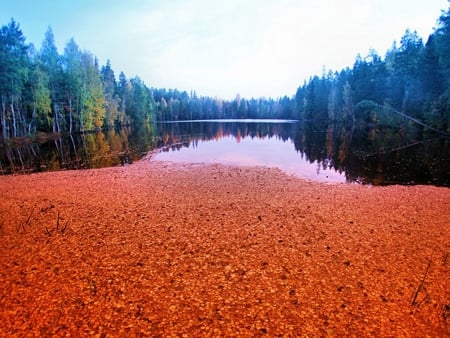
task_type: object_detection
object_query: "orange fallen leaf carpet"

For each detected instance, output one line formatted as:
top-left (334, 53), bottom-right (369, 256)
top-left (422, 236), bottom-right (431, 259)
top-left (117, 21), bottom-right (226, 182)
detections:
top-left (0, 159), bottom-right (449, 336)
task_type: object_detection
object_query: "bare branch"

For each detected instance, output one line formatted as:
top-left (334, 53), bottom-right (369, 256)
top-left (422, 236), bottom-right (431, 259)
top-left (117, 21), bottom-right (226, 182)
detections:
top-left (411, 257), bottom-right (432, 307)
top-left (56, 210), bottom-right (60, 230)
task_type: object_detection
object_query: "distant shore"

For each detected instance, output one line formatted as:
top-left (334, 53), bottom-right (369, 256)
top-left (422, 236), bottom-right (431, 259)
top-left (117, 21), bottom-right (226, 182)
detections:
top-left (0, 160), bottom-right (449, 336)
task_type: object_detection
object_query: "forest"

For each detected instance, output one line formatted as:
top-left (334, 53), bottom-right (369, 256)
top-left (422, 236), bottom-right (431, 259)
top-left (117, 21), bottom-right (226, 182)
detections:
top-left (0, 5), bottom-right (450, 140)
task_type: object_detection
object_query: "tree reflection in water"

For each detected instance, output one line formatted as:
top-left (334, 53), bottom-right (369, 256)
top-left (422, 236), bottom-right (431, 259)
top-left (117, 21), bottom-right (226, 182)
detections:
top-left (154, 130), bottom-right (346, 183)
top-left (1, 119), bottom-right (448, 187)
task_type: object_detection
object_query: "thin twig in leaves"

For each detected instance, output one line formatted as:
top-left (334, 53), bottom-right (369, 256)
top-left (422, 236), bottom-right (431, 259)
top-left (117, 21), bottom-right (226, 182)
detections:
top-left (17, 205), bottom-right (35, 233)
top-left (61, 220), bottom-right (70, 234)
top-left (442, 252), bottom-right (448, 266)
top-left (415, 294), bottom-right (430, 308)
top-left (45, 220), bottom-right (70, 236)
top-left (411, 257), bottom-right (432, 307)
top-left (56, 210), bottom-right (60, 230)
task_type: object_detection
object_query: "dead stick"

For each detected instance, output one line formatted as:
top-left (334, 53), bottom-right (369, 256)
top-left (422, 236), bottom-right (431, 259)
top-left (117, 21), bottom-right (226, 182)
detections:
top-left (411, 257), bottom-right (432, 306)
top-left (56, 210), bottom-right (60, 230)
top-left (18, 205), bottom-right (35, 233)
top-left (61, 220), bottom-right (69, 234)
top-left (24, 206), bottom-right (35, 227)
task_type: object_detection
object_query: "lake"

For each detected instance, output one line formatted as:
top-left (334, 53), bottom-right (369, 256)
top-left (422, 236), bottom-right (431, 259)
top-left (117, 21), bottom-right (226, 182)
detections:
top-left (1, 119), bottom-right (449, 187)
top-left (152, 120), bottom-right (346, 183)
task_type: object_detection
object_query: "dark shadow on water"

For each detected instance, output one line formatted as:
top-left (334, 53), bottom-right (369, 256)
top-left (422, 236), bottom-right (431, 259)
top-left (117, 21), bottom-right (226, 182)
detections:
top-left (1, 119), bottom-right (449, 187)
top-left (153, 120), bottom-right (346, 183)
top-left (152, 120), bottom-right (449, 186)
top-left (0, 125), bottom-right (157, 174)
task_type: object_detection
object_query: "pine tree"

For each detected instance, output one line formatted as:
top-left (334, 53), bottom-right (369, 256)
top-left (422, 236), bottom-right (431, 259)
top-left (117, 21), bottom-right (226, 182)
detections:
top-left (79, 52), bottom-right (105, 130)
top-left (62, 38), bottom-right (82, 133)
top-left (101, 60), bottom-right (120, 127)
top-left (0, 19), bottom-right (29, 138)
top-left (39, 27), bottom-right (63, 133)
top-left (26, 53), bottom-right (51, 132)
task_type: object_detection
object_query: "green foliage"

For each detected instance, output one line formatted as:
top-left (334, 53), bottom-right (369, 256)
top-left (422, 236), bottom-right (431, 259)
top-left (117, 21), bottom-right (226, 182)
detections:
top-left (28, 60), bottom-right (52, 131)
top-left (2, 4), bottom-right (450, 138)
top-left (39, 27), bottom-right (64, 133)
top-left (150, 88), bottom-right (295, 121)
top-left (0, 19), bottom-right (30, 138)
top-left (0, 23), bottom-right (116, 136)
top-left (294, 4), bottom-right (450, 134)
top-left (101, 60), bottom-right (120, 127)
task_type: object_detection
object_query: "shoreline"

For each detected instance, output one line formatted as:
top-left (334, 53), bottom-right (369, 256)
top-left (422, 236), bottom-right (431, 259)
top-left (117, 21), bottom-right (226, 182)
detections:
top-left (0, 160), bottom-right (449, 336)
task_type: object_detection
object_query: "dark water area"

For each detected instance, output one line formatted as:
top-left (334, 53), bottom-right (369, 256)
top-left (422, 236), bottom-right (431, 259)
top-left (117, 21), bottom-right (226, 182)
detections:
top-left (152, 120), bottom-right (346, 183)
top-left (0, 125), bottom-right (156, 173)
top-left (1, 119), bottom-right (449, 187)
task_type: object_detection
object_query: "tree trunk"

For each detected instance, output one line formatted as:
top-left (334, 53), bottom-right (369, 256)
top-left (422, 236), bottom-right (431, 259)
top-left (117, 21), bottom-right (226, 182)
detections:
top-left (51, 83), bottom-right (60, 133)
top-left (10, 101), bottom-right (17, 138)
top-left (28, 106), bottom-right (36, 134)
top-left (1, 96), bottom-right (7, 139)
top-left (69, 97), bottom-right (73, 134)
top-left (53, 102), bottom-right (60, 133)
top-left (401, 84), bottom-right (409, 114)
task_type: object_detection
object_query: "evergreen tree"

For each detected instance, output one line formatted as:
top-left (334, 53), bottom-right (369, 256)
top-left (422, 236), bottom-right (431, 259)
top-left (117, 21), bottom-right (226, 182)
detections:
top-left (39, 27), bottom-right (63, 133)
top-left (101, 60), bottom-right (120, 127)
top-left (435, 6), bottom-right (450, 83)
top-left (26, 52), bottom-right (51, 132)
top-left (79, 53), bottom-right (105, 130)
top-left (395, 29), bottom-right (424, 115)
top-left (2, 4), bottom-right (450, 138)
top-left (127, 76), bottom-right (150, 123)
top-left (62, 38), bottom-right (84, 133)
top-left (0, 19), bottom-right (29, 138)
top-left (429, 6), bottom-right (450, 130)
top-left (117, 71), bottom-right (129, 122)
top-left (342, 81), bottom-right (354, 124)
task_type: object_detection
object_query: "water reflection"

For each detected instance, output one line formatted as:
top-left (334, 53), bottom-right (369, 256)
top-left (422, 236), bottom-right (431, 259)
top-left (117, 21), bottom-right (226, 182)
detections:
top-left (153, 120), bottom-right (450, 186)
top-left (0, 119), bottom-right (449, 187)
top-left (0, 124), bottom-right (156, 174)
top-left (153, 129), bottom-right (346, 183)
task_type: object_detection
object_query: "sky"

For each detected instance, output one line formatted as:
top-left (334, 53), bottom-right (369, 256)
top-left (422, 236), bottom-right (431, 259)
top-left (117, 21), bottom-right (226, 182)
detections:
top-left (1, 0), bottom-right (449, 99)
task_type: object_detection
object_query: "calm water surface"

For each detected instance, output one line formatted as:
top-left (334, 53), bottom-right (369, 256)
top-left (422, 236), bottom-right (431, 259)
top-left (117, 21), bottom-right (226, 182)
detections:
top-left (153, 135), bottom-right (346, 183)
top-left (1, 119), bottom-right (449, 186)
top-left (151, 119), bottom-right (449, 186)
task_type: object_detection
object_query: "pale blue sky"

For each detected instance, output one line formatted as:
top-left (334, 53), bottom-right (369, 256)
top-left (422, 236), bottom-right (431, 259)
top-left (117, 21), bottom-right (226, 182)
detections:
top-left (1, 0), bottom-right (448, 99)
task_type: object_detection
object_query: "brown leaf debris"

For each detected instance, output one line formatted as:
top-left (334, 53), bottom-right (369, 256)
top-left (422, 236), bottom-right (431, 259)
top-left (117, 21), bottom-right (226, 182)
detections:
top-left (0, 160), bottom-right (449, 336)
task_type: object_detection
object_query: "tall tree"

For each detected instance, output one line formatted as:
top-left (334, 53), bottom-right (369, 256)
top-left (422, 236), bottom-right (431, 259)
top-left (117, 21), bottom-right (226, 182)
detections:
top-left (126, 77), bottom-right (150, 123)
top-left (79, 52), bottom-right (105, 130)
top-left (117, 71), bottom-right (129, 123)
top-left (395, 29), bottom-right (424, 115)
top-left (435, 6), bottom-right (450, 82)
top-left (0, 19), bottom-right (29, 138)
top-left (62, 38), bottom-right (82, 133)
top-left (101, 60), bottom-right (120, 127)
top-left (429, 6), bottom-right (450, 130)
top-left (39, 27), bottom-right (63, 133)
top-left (26, 51), bottom-right (51, 132)
top-left (342, 81), bottom-right (354, 124)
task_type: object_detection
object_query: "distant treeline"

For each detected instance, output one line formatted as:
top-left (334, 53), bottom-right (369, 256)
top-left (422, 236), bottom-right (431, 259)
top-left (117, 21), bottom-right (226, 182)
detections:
top-left (0, 21), bottom-right (294, 139)
top-left (295, 7), bottom-right (450, 133)
top-left (1, 4), bottom-right (449, 139)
